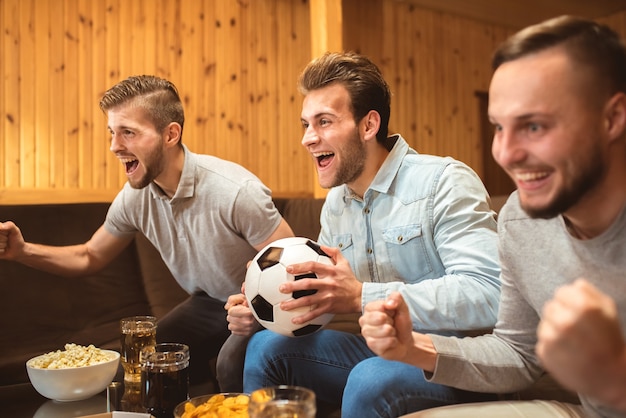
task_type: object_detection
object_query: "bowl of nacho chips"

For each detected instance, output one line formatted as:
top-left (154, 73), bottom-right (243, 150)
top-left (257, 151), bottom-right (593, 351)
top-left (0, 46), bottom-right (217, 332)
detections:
top-left (174, 393), bottom-right (251, 418)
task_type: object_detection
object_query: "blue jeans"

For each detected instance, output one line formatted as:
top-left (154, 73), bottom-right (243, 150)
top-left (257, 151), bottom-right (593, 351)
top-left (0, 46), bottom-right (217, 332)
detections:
top-left (244, 329), bottom-right (497, 418)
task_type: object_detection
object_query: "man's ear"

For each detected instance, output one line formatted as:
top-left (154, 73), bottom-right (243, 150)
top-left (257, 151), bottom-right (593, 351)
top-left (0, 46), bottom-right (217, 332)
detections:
top-left (361, 110), bottom-right (381, 142)
top-left (163, 122), bottom-right (182, 147)
top-left (604, 92), bottom-right (626, 142)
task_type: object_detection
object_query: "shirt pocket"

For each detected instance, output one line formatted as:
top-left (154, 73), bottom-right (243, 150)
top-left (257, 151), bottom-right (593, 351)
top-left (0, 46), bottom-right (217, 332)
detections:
top-left (328, 233), bottom-right (355, 269)
top-left (382, 224), bottom-right (433, 281)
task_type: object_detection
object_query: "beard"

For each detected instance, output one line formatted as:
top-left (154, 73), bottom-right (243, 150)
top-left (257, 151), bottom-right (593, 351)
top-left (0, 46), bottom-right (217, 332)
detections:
top-left (325, 129), bottom-right (367, 189)
top-left (522, 143), bottom-right (605, 219)
top-left (128, 144), bottom-right (166, 190)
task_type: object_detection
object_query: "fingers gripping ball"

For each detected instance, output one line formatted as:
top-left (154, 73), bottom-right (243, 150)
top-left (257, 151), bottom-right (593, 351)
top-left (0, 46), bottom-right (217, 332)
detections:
top-left (244, 237), bottom-right (335, 337)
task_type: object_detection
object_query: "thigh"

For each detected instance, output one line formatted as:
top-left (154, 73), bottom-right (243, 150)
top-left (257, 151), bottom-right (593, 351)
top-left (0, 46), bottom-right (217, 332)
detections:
top-left (244, 329), bottom-right (374, 404)
top-left (344, 357), bottom-right (498, 418)
top-left (216, 333), bottom-right (251, 393)
top-left (157, 292), bottom-right (229, 353)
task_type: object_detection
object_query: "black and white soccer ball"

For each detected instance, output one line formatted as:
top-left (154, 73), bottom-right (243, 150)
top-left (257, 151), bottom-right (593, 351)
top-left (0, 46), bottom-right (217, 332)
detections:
top-left (244, 237), bottom-right (335, 337)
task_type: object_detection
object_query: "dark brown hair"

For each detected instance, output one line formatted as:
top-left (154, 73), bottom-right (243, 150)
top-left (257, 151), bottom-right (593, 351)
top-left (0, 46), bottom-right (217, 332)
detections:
top-left (493, 15), bottom-right (626, 97)
top-left (99, 75), bottom-right (185, 135)
top-left (298, 52), bottom-right (391, 143)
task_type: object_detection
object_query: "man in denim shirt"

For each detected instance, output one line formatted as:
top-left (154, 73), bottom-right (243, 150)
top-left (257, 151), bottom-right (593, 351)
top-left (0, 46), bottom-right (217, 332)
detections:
top-left (238, 52), bottom-right (501, 417)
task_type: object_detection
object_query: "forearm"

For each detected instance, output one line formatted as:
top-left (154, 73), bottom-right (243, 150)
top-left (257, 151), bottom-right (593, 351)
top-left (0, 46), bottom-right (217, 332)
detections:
top-left (405, 332), bottom-right (438, 372)
top-left (363, 277), bottom-right (500, 332)
top-left (428, 332), bottom-right (542, 393)
top-left (17, 242), bottom-right (104, 277)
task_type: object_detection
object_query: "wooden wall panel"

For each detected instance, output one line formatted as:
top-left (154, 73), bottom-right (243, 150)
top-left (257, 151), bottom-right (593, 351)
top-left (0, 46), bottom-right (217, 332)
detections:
top-left (2, 0), bottom-right (626, 204)
top-left (348, 2), bottom-right (514, 178)
top-left (0, 0), bottom-right (312, 204)
top-left (2, 0), bottom-right (20, 190)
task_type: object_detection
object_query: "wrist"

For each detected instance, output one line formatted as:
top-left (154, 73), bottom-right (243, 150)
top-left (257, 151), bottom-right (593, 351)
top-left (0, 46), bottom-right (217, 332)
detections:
top-left (603, 348), bottom-right (626, 412)
top-left (407, 333), bottom-right (438, 372)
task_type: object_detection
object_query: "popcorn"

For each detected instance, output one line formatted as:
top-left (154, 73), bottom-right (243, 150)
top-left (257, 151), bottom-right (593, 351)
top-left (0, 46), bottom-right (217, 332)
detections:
top-left (28, 343), bottom-right (116, 369)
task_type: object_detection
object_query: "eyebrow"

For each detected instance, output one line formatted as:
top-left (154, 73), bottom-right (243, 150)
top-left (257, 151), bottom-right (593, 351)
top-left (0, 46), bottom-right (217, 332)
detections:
top-left (301, 112), bottom-right (334, 121)
top-left (489, 112), bottom-right (545, 124)
top-left (107, 124), bottom-right (136, 131)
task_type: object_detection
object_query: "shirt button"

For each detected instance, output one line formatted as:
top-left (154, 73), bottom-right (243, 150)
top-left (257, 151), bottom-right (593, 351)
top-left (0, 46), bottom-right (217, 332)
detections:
top-left (397, 236), bottom-right (403, 242)
top-left (338, 243), bottom-right (343, 249)
top-left (367, 248), bottom-right (373, 254)
top-left (364, 207), bottom-right (370, 214)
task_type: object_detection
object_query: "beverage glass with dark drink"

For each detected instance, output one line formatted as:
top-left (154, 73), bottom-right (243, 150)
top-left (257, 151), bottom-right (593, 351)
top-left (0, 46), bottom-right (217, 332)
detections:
top-left (120, 315), bottom-right (157, 383)
top-left (140, 342), bottom-right (190, 418)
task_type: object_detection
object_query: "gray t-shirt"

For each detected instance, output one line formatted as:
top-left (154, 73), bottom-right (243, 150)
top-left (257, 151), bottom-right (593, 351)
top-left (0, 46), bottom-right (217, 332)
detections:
top-left (104, 145), bottom-right (282, 301)
top-left (429, 191), bottom-right (626, 418)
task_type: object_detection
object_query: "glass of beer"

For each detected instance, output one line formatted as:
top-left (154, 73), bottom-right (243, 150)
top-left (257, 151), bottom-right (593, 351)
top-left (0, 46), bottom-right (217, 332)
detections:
top-left (248, 385), bottom-right (316, 418)
top-left (140, 343), bottom-right (190, 418)
top-left (120, 315), bottom-right (157, 383)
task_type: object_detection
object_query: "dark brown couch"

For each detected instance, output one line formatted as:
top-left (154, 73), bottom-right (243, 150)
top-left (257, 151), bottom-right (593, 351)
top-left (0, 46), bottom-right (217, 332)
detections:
top-left (2, 194), bottom-right (580, 410)
top-left (0, 197), bottom-right (325, 387)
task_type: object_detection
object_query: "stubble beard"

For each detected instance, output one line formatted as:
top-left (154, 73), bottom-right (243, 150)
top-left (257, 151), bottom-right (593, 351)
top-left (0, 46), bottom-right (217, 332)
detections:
top-left (522, 143), bottom-right (605, 219)
top-left (324, 129), bottom-right (367, 189)
top-left (128, 144), bottom-right (166, 190)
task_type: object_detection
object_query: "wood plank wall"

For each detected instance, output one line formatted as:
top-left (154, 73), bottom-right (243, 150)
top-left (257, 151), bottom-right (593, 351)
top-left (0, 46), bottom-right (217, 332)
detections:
top-left (0, 0), bottom-right (313, 204)
top-left (342, 0), bottom-right (514, 176)
top-left (2, 0), bottom-right (626, 204)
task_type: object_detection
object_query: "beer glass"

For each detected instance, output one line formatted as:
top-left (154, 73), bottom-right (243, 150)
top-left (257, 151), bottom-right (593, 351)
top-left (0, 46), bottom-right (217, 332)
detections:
top-left (140, 343), bottom-right (190, 418)
top-left (249, 385), bottom-right (316, 418)
top-left (120, 315), bottom-right (157, 383)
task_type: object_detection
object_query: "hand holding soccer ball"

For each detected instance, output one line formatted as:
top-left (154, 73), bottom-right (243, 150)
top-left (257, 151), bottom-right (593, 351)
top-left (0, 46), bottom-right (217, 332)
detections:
top-left (244, 237), bottom-right (335, 337)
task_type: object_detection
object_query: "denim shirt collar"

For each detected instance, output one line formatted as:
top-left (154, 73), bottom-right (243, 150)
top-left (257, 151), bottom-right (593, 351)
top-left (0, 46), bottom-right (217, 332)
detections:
top-left (342, 134), bottom-right (415, 203)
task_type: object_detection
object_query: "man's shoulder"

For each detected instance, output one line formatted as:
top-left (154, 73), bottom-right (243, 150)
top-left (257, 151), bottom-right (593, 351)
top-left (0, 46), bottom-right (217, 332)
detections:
top-left (398, 153), bottom-right (481, 192)
top-left (192, 153), bottom-right (264, 185)
top-left (194, 153), bottom-right (251, 173)
top-left (402, 152), bottom-right (465, 170)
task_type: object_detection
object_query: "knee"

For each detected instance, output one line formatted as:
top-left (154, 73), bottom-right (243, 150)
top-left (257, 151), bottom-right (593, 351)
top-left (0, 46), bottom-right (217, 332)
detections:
top-left (216, 335), bottom-right (250, 392)
top-left (346, 357), bottom-right (424, 401)
top-left (245, 330), bottom-right (288, 363)
top-left (345, 358), bottom-right (392, 397)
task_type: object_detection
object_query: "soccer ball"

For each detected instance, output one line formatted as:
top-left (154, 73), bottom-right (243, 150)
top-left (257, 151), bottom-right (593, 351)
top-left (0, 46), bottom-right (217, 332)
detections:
top-left (244, 237), bottom-right (335, 337)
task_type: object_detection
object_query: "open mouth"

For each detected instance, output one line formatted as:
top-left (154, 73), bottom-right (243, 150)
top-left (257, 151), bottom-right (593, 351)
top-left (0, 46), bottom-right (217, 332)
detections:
top-left (516, 170), bottom-right (550, 186)
top-left (120, 158), bottom-right (139, 175)
top-left (313, 152), bottom-right (334, 168)
top-left (516, 171), bottom-right (550, 183)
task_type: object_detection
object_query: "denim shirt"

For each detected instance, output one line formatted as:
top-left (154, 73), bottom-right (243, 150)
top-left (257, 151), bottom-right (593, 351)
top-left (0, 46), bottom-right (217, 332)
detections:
top-left (318, 135), bottom-right (501, 336)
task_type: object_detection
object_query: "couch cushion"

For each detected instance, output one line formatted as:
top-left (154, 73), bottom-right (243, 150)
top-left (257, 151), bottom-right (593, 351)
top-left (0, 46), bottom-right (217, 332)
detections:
top-left (134, 233), bottom-right (188, 319)
top-left (273, 198), bottom-right (325, 240)
top-left (0, 203), bottom-right (152, 385)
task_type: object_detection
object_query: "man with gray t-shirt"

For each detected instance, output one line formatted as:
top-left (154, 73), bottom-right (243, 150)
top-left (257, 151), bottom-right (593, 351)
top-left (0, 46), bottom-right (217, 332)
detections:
top-left (360, 16), bottom-right (626, 418)
top-left (0, 75), bottom-right (294, 386)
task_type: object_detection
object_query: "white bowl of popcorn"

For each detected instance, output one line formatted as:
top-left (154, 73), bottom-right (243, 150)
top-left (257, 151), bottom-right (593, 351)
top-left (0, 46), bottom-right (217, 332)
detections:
top-left (26, 343), bottom-right (120, 402)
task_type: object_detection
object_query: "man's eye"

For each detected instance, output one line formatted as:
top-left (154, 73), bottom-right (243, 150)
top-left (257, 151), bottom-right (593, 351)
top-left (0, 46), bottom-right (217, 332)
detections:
top-left (528, 123), bottom-right (540, 132)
